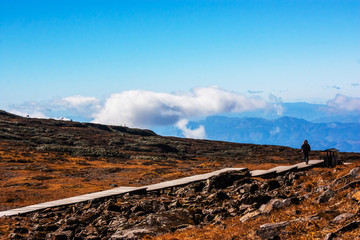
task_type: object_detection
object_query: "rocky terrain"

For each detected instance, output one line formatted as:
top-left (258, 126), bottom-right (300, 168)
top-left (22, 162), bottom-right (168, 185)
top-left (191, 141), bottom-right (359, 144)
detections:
top-left (1, 110), bottom-right (360, 239)
top-left (2, 162), bottom-right (360, 239)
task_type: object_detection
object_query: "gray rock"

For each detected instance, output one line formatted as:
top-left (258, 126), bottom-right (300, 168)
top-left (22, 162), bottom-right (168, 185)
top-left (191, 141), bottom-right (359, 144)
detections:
top-left (240, 210), bottom-right (261, 222)
top-left (317, 189), bottom-right (335, 203)
top-left (256, 221), bottom-right (290, 239)
top-left (137, 209), bottom-right (194, 233)
top-left (206, 170), bottom-right (249, 190)
top-left (314, 185), bottom-right (329, 193)
top-left (259, 198), bottom-right (291, 214)
top-left (331, 212), bottom-right (355, 223)
top-left (338, 180), bottom-right (360, 191)
top-left (331, 167), bottom-right (360, 187)
top-left (54, 230), bottom-right (73, 240)
top-left (110, 228), bottom-right (151, 240)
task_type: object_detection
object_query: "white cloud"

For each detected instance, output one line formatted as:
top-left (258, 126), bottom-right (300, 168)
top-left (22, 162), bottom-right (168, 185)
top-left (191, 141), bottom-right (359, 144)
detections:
top-left (61, 95), bottom-right (100, 108)
top-left (8, 95), bottom-right (101, 120)
top-left (8, 109), bottom-right (48, 119)
top-left (8, 101), bottom-right (49, 119)
top-left (270, 126), bottom-right (280, 136)
top-left (327, 94), bottom-right (360, 112)
top-left (92, 86), bottom-right (269, 127)
top-left (269, 94), bottom-right (284, 115)
top-left (176, 119), bottom-right (206, 139)
top-left (53, 95), bottom-right (101, 117)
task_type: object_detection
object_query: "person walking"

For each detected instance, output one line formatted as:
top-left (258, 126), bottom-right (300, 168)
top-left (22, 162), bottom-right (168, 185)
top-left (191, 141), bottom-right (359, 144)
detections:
top-left (301, 140), bottom-right (311, 164)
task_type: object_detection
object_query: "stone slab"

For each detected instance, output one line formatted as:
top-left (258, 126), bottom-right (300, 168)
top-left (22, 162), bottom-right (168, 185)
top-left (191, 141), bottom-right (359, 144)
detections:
top-left (146, 168), bottom-right (248, 191)
top-left (268, 165), bottom-right (298, 174)
top-left (250, 169), bottom-right (277, 177)
top-left (295, 159), bottom-right (324, 170)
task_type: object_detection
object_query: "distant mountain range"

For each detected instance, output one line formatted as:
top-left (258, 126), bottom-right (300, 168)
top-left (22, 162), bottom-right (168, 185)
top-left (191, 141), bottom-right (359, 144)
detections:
top-left (156, 116), bottom-right (360, 152)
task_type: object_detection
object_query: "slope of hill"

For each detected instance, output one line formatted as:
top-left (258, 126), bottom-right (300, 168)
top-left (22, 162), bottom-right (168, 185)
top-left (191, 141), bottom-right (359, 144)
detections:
top-left (1, 109), bottom-right (338, 210)
top-left (1, 110), bottom-right (360, 239)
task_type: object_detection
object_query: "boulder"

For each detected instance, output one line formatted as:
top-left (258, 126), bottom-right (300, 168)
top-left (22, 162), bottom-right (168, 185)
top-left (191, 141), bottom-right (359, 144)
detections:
top-left (53, 230), bottom-right (73, 240)
top-left (259, 198), bottom-right (291, 214)
top-left (206, 170), bottom-right (249, 190)
top-left (137, 209), bottom-right (194, 234)
top-left (241, 193), bottom-right (272, 207)
top-left (317, 189), bottom-right (335, 203)
top-left (330, 212), bottom-right (355, 224)
top-left (261, 179), bottom-right (281, 191)
top-left (256, 221), bottom-right (290, 240)
top-left (239, 210), bottom-right (261, 222)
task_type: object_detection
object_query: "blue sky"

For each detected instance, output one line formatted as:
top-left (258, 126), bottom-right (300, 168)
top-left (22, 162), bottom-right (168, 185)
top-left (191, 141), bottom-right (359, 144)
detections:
top-left (1, 1), bottom-right (359, 129)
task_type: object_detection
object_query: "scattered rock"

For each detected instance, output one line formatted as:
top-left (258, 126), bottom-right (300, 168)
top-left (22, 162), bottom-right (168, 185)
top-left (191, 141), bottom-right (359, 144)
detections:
top-left (261, 179), bottom-right (281, 191)
top-left (53, 230), bottom-right (73, 240)
top-left (335, 221), bottom-right (360, 234)
top-left (330, 212), bottom-right (355, 224)
top-left (239, 210), bottom-right (261, 222)
top-left (13, 227), bottom-right (29, 234)
top-left (317, 189), bottom-right (335, 203)
top-left (256, 221), bottom-right (291, 240)
top-left (110, 228), bottom-right (151, 240)
top-left (206, 170), bottom-right (249, 189)
top-left (323, 232), bottom-right (336, 240)
top-left (338, 180), bottom-right (360, 192)
top-left (331, 167), bottom-right (360, 187)
top-left (8, 233), bottom-right (23, 239)
top-left (259, 198), bottom-right (291, 214)
top-left (215, 191), bottom-right (230, 200)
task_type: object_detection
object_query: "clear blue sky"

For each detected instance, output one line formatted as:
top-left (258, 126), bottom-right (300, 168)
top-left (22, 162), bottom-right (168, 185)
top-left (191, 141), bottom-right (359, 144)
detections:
top-left (1, 0), bottom-right (359, 110)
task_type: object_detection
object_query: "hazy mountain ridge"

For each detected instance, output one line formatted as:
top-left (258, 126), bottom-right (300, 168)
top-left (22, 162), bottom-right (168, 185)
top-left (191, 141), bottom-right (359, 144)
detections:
top-left (181, 116), bottom-right (360, 152)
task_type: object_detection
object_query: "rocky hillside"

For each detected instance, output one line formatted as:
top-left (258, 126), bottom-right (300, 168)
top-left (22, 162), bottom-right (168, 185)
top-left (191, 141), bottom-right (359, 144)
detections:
top-left (1, 110), bottom-right (360, 239)
top-left (2, 162), bottom-right (360, 239)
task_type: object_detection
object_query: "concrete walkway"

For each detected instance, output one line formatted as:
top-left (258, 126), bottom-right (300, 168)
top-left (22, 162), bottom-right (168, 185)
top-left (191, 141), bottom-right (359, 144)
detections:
top-left (250, 159), bottom-right (323, 177)
top-left (0, 187), bottom-right (146, 217)
top-left (0, 159), bottom-right (324, 217)
top-left (146, 168), bottom-right (247, 192)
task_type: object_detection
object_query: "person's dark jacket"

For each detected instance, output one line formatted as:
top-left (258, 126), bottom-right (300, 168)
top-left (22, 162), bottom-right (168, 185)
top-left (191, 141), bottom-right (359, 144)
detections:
top-left (301, 143), bottom-right (311, 154)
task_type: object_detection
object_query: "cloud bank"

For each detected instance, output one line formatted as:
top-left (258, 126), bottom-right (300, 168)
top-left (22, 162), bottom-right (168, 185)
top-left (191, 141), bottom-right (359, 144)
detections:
top-left (327, 94), bottom-right (360, 112)
top-left (92, 86), bottom-right (269, 127)
top-left (53, 95), bottom-right (101, 118)
top-left (6, 88), bottom-right (359, 140)
top-left (8, 95), bottom-right (101, 120)
top-left (176, 119), bottom-right (206, 139)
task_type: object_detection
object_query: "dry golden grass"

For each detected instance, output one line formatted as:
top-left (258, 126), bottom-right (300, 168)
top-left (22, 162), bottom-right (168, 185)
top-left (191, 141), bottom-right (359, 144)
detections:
top-left (0, 141), bottom-right (297, 210)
